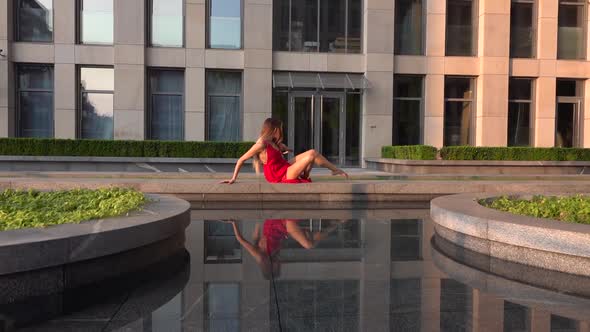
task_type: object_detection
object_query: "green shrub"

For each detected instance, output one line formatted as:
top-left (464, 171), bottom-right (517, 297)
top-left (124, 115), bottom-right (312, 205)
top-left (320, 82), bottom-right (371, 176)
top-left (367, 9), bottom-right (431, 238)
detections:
top-left (0, 188), bottom-right (146, 231)
top-left (381, 145), bottom-right (438, 160)
top-left (0, 138), bottom-right (254, 158)
top-left (440, 146), bottom-right (590, 161)
top-left (480, 195), bottom-right (590, 224)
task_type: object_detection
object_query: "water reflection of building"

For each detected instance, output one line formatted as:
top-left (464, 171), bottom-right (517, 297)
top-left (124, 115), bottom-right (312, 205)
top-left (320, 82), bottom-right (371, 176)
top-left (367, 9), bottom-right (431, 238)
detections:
top-left (176, 210), bottom-right (590, 332)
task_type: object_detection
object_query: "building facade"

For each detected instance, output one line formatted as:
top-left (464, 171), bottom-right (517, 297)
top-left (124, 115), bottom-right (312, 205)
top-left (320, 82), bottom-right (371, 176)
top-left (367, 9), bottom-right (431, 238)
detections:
top-left (0, 0), bottom-right (589, 166)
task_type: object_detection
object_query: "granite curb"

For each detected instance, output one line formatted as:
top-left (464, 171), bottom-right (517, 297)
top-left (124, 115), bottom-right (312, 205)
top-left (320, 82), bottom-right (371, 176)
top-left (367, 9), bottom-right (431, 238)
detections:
top-left (430, 193), bottom-right (590, 276)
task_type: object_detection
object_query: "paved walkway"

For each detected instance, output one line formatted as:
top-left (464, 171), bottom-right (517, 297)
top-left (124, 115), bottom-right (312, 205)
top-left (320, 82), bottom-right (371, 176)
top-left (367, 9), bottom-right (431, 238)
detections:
top-left (1, 169), bottom-right (590, 202)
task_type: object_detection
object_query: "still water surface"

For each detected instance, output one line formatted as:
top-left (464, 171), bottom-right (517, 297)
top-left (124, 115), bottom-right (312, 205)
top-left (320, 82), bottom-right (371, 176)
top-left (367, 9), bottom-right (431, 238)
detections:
top-left (16, 205), bottom-right (590, 331)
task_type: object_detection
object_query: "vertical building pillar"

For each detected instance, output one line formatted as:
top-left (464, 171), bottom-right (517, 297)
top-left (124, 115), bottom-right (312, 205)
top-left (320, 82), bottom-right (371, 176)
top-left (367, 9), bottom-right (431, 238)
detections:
top-left (53, 0), bottom-right (76, 139)
top-left (423, 0), bottom-right (446, 148)
top-left (472, 290), bottom-right (504, 331)
top-left (182, 220), bottom-right (206, 324)
top-left (243, 0), bottom-right (273, 141)
top-left (0, 0), bottom-right (11, 137)
top-left (113, 0), bottom-right (145, 140)
top-left (361, 0), bottom-right (395, 162)
top-left (475, 0), bottom-right (511, 146)
top-left (534, 0), bottom-right (559, 147)
top-left (185, 0), bottom-right (206, 141)
top-left (530, 308), bottom-right (551, 332)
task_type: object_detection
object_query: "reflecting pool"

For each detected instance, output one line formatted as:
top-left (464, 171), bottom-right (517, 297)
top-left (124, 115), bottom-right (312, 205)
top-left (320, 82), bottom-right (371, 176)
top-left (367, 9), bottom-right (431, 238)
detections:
top-left (6, 204), bottom-right (590, 331)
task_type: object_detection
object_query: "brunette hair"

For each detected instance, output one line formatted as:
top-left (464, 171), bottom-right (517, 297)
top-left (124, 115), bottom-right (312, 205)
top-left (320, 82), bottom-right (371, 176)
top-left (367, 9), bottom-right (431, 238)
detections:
top-left (253, 118), bottom-right (284, 174)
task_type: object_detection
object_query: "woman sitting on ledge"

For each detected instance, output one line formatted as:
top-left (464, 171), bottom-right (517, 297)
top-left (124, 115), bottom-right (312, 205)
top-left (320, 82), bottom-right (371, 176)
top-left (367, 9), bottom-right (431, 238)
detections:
top-left (222, 118), bottom-right (348, 184)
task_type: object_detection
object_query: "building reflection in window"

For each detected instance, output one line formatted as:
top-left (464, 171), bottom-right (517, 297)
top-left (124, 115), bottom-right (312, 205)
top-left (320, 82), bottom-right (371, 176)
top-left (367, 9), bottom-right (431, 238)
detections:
top-left (440, 279), bottom-right (473, 332)
top-left (205, 220), bottom-right (242, 263)
top-left (205, 283), bottom-right (240, 332)
top-left (390, 278), bottom-right (421, 332)
top-left (152, 293), bottom-right (182, 332)
top-left (270, 280), bottom-right (359, 330)
top-left (391, 219), bottom-right (423, 261)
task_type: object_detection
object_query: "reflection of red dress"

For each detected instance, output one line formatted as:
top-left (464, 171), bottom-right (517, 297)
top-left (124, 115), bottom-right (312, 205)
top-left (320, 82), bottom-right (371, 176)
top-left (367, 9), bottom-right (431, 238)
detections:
top-left (263, 219), bottom-right (288, 255)
top-left (262, 142), bottom-right (312, 184)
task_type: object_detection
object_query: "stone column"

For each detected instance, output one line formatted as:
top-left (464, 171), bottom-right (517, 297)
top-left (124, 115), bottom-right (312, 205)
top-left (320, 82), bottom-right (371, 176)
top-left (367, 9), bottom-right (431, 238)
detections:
top-left (243, 0), bottom-right (273, 141)
top-left (185, 0), bottom-right (206, 141)
top-left (362, 0), bottom-right (395, 162)
top-left (182, 220), bottom-right (206, 324)
top-left (529, 308), bottom-right (551, 332)
top-left (423, 0), bottom-right (446, 148)
top-left (0, 0), bottom-right (11, 137)
top-left (53, 0), bottom-right (76, 139)
top-left (534, 0), bottom-right (558, 147)
top-left (472, 290), bottom-right (504, 331)
top-left (113, 0), bottom-right (146, 140)
top-left (475, 0), bottom-right (510, 146)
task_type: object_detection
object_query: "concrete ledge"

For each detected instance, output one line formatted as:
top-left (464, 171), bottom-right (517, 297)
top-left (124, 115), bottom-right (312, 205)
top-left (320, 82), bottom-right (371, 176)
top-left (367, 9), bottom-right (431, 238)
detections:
top-left (431, 235), bottom-right (590, 322)
top-left (0, 194), bottom-right (190, 275)
top-left (430, 193), bottom-right (590, 276)
top-left (366, 158), bottom-right (590, 175)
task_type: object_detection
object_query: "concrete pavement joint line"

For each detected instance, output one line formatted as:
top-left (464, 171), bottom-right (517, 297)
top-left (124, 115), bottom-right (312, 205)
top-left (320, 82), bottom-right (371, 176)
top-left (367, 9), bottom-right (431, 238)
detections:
top-left (204, 165), bottom-right (216, 173)
top-left (135, 163), bottom-right (161, 173)
top-left (430, 193), bottom-right (590, 277)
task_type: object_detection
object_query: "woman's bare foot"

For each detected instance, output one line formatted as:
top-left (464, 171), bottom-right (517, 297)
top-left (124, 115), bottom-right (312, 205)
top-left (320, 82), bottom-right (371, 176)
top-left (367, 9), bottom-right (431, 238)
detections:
top-left (331, 169), bottom-right (349, 179)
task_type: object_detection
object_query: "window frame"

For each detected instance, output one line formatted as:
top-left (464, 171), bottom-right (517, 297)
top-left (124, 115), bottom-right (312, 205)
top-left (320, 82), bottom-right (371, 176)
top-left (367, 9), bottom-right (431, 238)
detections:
top-left (555, 78), bottom-right (584, 147)
top-left (273, 0), bottom-right (364, 53)
top-left (509, 0), bottom-right (537, 59)
top-left (76, 0), bottom-right (114, 45)
top-left (15, 63), bottom-right (55, 138)
top-left (147, 0), bottom-right (186, 48)
top-left (206, 0), bottom-right (244, 49)
top-left (557, 0), bottom-right (588, 60)
top-left (76, 65), bottom-right (115, 139)
top-left (394, 0), bottom-right (426, 56)
top-left (392, 75), bottom-right (425, 145)
top-left (146, 68), bottom-right (186, 140)
top-left (14, 0), bottom-right (55, 43)
top-left (443, 76), bottom-right (477, 146)
top-left (205, 69), bottom-right (244, 141)
top-left (445, 0), bottom-right (479, 57)
top-left (507, 77), bottom-right (534, 146)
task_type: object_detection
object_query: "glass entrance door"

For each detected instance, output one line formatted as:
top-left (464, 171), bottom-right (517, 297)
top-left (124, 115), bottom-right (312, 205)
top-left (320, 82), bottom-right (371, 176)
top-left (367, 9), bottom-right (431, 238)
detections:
top-left (555, 101), bottom-right (581, 147)
top-left (288, 92), bottom-right (345, 165)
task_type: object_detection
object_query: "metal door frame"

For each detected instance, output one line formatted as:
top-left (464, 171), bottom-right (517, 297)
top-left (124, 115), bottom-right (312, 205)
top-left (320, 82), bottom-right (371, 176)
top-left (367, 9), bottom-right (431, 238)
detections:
top-left (288, 91), bottom-right (346, 165)
top-left (555, 97), bottom-right (583, 147)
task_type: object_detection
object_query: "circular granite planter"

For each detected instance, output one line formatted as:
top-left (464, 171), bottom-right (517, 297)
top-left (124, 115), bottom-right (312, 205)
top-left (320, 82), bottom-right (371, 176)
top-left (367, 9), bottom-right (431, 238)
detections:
top-left (430, 193), bottom-right (590, 277)
top-left (0, 194), bottom-right (190, 276)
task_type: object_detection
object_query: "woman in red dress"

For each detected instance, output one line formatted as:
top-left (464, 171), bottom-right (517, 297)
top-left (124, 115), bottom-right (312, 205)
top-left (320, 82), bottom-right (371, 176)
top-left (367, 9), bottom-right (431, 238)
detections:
top-left (222, 118), bottom-right (348, 184)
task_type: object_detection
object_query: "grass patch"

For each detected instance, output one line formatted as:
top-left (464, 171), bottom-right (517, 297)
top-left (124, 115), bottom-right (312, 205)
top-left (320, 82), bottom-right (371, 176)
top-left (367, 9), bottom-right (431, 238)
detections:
top-left (480, 195), bottom-right (590, 224)
top-left (0, 188), bottom-right (146, 231)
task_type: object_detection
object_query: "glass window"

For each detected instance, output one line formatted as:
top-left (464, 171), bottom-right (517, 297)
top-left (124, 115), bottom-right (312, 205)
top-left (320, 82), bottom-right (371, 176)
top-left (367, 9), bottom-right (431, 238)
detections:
top-left (510, 0), bottom-right (536, 58)
top-left (444, 77), bottom-right (475, 146)
top-left (205, 221), bottom-right (242, 263)
top-left (273, 0), bottom-right (361, 53)
top-left (555, 79), bottom-right (583, 148)
top-left (446, 0), bottom-right (478, 56)
top-left (390, 279), bottom-right (421, 332)
top-left (205, 283), bottom-right (240, 331)
top-left (17, 64), bottom-right (54, 138)
top-left (79, 0), bottom-right (113, 45)
top-left (551, 315), bottom-right (578, 332)
top-left (504, 302), bottom-right (530, 332)
top-left (558, 0), bottom-right (587, 59)
top-left (148, 70), bottom-right (184, 140)
top-left (393, 75), bottom-right (423, 145)
top-left (508, 78), bottom-right (533, 146)
top-left (346, 93), bottom-right (361, 165)
top-left (16, 0), bottom-right (53, 42)
top-left (391, 219), bottom-right (422, 261)
top-left (79, 67), bottom-right (114, 139)
top-left (440, 279), bottom-right (473, 332)
top-left (272, 91), bottom-right (289, 147)
top-left (208, 0), bottom-right (241, 49)
top-left (150, 0), bottom-right (183, 47)
top-left (395, 0), bottom-right (424, 55)
top-left (207, 71), bottom-right (242, 141)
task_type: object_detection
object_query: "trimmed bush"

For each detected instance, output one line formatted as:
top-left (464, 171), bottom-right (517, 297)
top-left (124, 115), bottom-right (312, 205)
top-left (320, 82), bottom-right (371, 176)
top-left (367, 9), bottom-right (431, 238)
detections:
top-left (381, 145), bottom-right (438, 160)
top-left (440, 146), bottom-right (590, 161)
top-left (0, 138), bottom-right (254, 158)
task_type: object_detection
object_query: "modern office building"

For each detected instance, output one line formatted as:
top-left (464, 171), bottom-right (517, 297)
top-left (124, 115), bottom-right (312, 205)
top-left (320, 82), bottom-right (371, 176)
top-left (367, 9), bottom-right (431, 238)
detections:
top-left (0, 0), bottom-right (589, 166)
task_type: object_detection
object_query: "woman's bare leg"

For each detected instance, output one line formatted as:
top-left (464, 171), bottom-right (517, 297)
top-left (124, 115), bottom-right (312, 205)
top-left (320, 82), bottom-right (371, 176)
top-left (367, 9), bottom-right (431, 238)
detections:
top-left (286, 149), bottom-right (347, 180)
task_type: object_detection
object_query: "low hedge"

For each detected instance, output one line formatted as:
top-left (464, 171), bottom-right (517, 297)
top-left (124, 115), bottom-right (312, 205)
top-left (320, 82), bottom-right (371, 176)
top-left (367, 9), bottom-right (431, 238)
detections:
top-left (440, 146), bottom-right (590, 161)
top-left (381, 145), bottom-right (438, 160)
top-left (0, 138), bottom-right (253, 158)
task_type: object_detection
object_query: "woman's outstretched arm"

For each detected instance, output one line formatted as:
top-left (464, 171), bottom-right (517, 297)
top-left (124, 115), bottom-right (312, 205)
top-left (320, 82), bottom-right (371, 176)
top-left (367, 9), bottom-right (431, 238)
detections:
top-left (231, 221), bottom-right (264, 262)
top-left (222, 141), bottom-right (265, 184)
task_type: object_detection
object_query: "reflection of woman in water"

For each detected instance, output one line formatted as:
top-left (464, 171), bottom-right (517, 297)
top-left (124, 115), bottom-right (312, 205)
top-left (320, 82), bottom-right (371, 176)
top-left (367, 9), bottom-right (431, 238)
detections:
top-left (230, 219), bottom-right (343, 279)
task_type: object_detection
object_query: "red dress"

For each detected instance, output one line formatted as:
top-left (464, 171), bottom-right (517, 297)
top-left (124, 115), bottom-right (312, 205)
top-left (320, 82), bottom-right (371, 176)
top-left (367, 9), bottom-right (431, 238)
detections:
top-left (263, 219), bottom-right (288, 255)
top-left (262, 142), bottom-right (312, 184)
